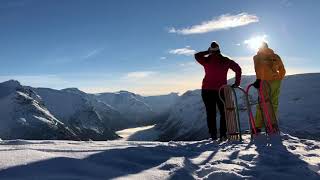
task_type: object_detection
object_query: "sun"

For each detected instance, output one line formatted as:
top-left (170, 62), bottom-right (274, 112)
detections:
top-left (244, 35), bottom-right (268, 51)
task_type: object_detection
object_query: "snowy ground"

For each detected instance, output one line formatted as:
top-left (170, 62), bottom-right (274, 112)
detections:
top-left (0, 133), bottom-right (319, 180)
top-left (116, 125), bottom-right (160, 141)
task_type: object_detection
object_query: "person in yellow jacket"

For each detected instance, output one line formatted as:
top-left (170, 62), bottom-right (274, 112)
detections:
top-left (252, 42), bottom-right (286, 131)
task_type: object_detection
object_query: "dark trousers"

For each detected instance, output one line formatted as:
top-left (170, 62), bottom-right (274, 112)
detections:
top-left (201, 89), bottom-right (226, 137)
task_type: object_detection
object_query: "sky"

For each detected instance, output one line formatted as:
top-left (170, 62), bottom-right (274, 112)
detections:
top-left (0, 0), bottom-right (319, 95)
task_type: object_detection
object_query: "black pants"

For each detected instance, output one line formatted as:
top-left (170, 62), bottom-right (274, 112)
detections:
top-left (201, 89), bottom-right (226, 137)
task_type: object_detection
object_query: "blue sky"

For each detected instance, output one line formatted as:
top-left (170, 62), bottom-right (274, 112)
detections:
top-left (0, 0), bottom-right (319, 95)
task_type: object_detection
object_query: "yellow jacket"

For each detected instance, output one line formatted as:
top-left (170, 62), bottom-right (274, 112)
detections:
top-left (254, 48), bottom-right (286, 80)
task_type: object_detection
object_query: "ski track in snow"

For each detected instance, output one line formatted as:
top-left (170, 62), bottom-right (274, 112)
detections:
top-left (0, 134), bottom-right (319, 180)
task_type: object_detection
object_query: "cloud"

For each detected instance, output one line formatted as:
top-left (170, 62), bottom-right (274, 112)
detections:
top-left (169, 13), bottom-right (259, 35)
top-left (46, 48), bottom-right (104, 64)
top-left (160, 57), bottom-right (167, 60)
top-left (82, 48), bottom-right (104, 60)
top-left (169, 46), bottom-right (196, 56)
top-left (125, 71), bottom-right (157, 79)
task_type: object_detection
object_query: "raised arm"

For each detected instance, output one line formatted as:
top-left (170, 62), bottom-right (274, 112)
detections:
top-left (229, 59), bottom-right (242, 86)
top-left (194, 50), bottom-right (209, 65)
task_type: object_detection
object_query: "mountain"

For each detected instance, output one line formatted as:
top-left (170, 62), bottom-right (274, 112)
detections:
top-left (157, 90), bottom-right (207, 141)
top-left (62, 88), bottom-right (128, 131)
top-left (157, 73), bottom-right (320, 141)
top-left (0, 80), bottom-right (76, 140)
top-left (143, 93), bottom-right (180, 115)
top-left (34, 88), bottom-right (119, 140)
top-left (95, 91), bottom-right (179, 127)
top-left (277, 73), bottom-right (320, 139)
top-left (0, 80), bottom-right (179, 140)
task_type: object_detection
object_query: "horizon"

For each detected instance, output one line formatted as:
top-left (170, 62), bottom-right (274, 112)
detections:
top-left (1, 72), bottom-right (318, 96)
top-left (1, 0), bottom-right (319, 95)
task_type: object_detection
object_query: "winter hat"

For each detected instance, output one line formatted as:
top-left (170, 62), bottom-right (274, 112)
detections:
top-left (209, 41), bottom-right (220, 52)
top-left (260, 42), bottom-right (268, 49)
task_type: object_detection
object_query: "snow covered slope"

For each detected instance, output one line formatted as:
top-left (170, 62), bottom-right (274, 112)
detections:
top-left (158, 73), bottom-right (320, 141)
top-left (157, 90), bottom-right (207, 141)
top-left (279, 73), bottom-right (320, 139)
top-left (95, 91), bottom-right (179, 127)
top-left (35, 88), bottom-right (119, 140)
top-left (62, 88), bottom-right (128, 131)
top-left (0, 79), bottom-right (178, 140)
top-left (143, 93), bottom-right (180, 115)
top-left (0, 134), bottom-right (318, 179)
top-left (0, 81), bottom-right (76, 140)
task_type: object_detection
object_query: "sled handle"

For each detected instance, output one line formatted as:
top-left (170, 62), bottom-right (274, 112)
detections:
top-left (236, 86), bottom-right (257, 135)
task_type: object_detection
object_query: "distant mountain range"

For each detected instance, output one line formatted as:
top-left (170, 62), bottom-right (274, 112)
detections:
top-left (0, 80), bottom-right (179, 140)
top-left (1, 73), bottom-right (319, 141)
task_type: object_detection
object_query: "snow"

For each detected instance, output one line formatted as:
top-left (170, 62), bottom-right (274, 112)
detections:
top-left (0, 134), bottom-right (319, 179)
top-left (116, 125), bottom-right (160, 141)
top-left (0, 79), bottom-right (177, 140)
top-left (0, 86), bottom-right (76, 140)
top-left (0, 80), bottom-right (21, 99)
top-left (0, 73), bottom-right (319, 179)
top-left (95, 91), bottom-right (179, 126)
top-left (158, 73), bottom-right (320, 141)
top-left (35, 88), bottom-right (88, 119)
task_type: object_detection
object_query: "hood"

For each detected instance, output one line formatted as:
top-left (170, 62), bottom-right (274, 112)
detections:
top-left (257, 48), bottom-right (275, 56)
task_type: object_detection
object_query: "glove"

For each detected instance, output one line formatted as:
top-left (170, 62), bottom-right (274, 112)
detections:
top-left (231, 83), bottom-right (238, 88)
top-left (253, 79), bottom-right (261, 89)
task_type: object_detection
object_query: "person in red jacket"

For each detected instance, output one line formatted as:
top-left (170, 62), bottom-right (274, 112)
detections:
top-left (195, 41), bottom-right (242, 140)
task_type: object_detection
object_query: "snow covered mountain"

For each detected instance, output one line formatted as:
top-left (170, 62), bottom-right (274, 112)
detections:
top-left (95, 91), bottom-right (179, 127)
top-left (278, 73), bottom-right (320, 139)
top-left (157, 73), bottom-right (320, 141)
top-left (0, 80), bottom-right (178, 140)
top-left (157, 90), bottom-right (207, 141)
top-left (34, 88), bottom-right (119, 140)
top-left (143, 93), bottom-right (180, 115)
top-left (0, 80), bottom-right (76, 140)
top-left (62, 88), bottom-right (128, 131)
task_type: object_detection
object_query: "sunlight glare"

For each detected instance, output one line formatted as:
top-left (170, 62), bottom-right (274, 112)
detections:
top-left (244, 35), bottom-right (268, 51)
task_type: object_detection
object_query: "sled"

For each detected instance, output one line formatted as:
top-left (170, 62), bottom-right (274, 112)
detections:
top-left (219, 85), bottom-right (242, 141)
top-left (258, 80), bottom-right (279, 134)
top-left (236, 85), bottom-right (258, 137)
top-left (239, 81), bottom-right (279, 136)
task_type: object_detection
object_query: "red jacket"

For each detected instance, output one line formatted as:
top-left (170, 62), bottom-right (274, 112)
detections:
top-left (195, 52), bottom-right (242, 90)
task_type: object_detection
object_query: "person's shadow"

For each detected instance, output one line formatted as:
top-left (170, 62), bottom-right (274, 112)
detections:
top-left (240, 134), bottom-right (319, 179)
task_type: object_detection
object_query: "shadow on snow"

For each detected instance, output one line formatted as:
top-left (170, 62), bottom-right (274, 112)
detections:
top-left (0, 136), bottom-right (318, 179)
